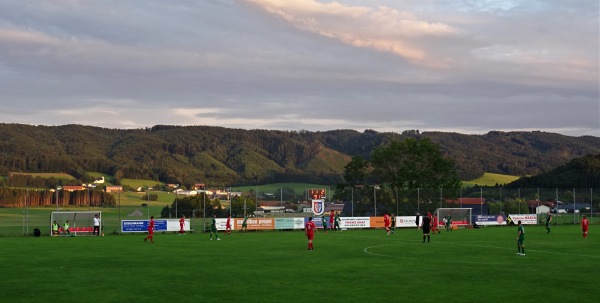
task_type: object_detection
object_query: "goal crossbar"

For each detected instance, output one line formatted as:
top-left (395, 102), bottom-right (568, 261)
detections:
top-left (434, 208), bottom-right (472, 227)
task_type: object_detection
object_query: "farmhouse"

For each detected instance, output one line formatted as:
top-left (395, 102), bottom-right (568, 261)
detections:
top-left (61, 185), bottom-right (85, 192)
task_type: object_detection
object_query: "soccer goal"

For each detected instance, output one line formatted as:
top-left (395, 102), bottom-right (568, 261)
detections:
top-left (434, 208), bottom-right (472, 228)
top-left (50, 211), bottom-right (102, 236)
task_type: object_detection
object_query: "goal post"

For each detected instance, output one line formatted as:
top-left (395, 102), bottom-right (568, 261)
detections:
top-left (50, 211), bottom-right (102, 236)
top-left (434, 208), bottom-right (472, 227)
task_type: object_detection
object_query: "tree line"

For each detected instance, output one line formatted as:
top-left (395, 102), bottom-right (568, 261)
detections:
top-left (0, 187), bottom-right (116, 208)
top-left (0, 123), bottom-right (599, 188)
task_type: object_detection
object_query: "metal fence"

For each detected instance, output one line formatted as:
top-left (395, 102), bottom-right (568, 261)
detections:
top-left (0, 187), bottom-right (597, 236)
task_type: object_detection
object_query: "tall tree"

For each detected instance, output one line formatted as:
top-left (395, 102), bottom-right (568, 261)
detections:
top-left (370, 138), bottom-right (461, 191)
top-left (342, 156), bottom-right (371, 186)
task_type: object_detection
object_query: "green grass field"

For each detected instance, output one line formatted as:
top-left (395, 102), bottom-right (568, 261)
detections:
top-left (463, 172), bottom-right (520, 187)
top-left (9, 172), bottom-right (75, 179)
top-left (0, 225), bottom-right (596, 303)
top-left (120, 178), bottom-right (165, 189)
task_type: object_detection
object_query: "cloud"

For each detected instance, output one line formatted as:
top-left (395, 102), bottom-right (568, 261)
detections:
top-left (0, 0), bottom-right (597, 137)
top-left (246, 0), bottom-right (459, 67)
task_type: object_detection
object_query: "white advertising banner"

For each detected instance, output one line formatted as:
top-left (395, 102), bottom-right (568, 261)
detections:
top-left (508, 214), bottom-right (538, 225)
top-left (294, 217), bottom-right (305, 229)
top-left (215, 218), bottom-right (230, 230)
top-left (166, 219), bottom-right (190, 231)
top-left (475, 215), bottom-right (506, 226)
top-left (340, 217), bottom-right (370, 229)
top-left (396, 216), bottom-right (420, 228)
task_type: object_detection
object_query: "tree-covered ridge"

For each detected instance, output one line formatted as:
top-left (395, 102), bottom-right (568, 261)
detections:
top-left (0, 123), bottom-right (598, 187)
top-left (506, 153), bottom-right (600, 188)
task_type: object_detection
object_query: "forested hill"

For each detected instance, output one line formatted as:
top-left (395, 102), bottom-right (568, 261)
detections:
top-left (506, 153), bottom-right (600, 188)
top-left (0, 124), bottom-right (598, 187)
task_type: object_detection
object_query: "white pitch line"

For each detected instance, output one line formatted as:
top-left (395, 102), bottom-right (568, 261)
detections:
top-left (338, 232), bottom-right (600, 260)
top-left (362, 244), bottom-right (513, 265)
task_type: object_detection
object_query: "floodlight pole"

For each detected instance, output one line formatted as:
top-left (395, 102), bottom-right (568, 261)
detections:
top-left (518, 188), bottom-right (521, 214)
top-left (118, 190), bottom-right (121, 231)
top-left (573, 188), bottom-right (576, 224)
top-left (417, 188), bottom-right (420, 213)
top-left (480, 187), bottom-right (483, 215)
top-left (55, 186), bottom-right (62, 211)
top-left (395, 187), bottom-right (399, 216)
top-left (591, 188), bottom-right (593, 221)
top-left (147, 189), bottom-right (150, 219)
top-left (537, 188), bottom-right (540, 217)
top-left (351, 186), bottom-right (354, 217)
top-left (27, 188), bottom-right (30, 235)
top-left (373, 186), bottom-right (377, 217)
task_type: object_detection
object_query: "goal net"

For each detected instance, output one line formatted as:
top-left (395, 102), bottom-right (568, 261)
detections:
top-left (50, 211), bottom-right (102, 236)
top-left (434, 208), bottom-right (472, 228)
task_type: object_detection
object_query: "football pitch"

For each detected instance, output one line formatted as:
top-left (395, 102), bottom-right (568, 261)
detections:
top-left (1, 225), bottom-right (596, 303)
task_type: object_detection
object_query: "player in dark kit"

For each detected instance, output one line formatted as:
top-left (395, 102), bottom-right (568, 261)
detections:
top-left (545, 212), bottom-right (552, 233)
top-left (516, 220), bottom-right (525, 256)
top-left (210, 214), bottom-right (221, 241)
top-left (415, 212), bottom-right (420, 230)
top-left (305, 217), bottom-right (316, 251)
top-left (240, 215), bottom-right (248, 233)
top-left (421, 213), bottom-right (432, 243)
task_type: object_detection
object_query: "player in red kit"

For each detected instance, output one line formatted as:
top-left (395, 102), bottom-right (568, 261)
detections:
top-left (329, 211), bottom-right (335, 232)
top-left (144, 216), bottom-right (155, 243)
top-left (581, 215), bottom-right (589, 239)
top-left (225, 215), bottom-right (232, 235)
top-left (305, 217), bottom-right (316, 251)
top-left (384, 212), bottom-right (390, 235)
top-left (432, 213), bottom-right (440, 234)
top-left (179, 215), bottom-right (185, 235)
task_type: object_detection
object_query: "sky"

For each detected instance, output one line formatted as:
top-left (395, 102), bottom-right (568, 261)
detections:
top-left (0, 0), bottom-right (598, 136)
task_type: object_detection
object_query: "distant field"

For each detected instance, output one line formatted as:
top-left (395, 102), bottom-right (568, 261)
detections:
top-left (116, 190), bottom-right (175, 207)
top-left (463, 172), bottom-right (520, 187)
top-left (120, 178), bottom-right (165, 189)
top-left (9, 172), bottom-right (75, 179)
top-left (0, 225), bottom-right (596, 303)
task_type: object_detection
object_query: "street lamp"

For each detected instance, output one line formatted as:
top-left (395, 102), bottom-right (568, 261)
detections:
top-left (56, 186), bottom-right (62, 211)
top-left (351, 187), bottom-right (354, 217)
top-left (147, 188), bottom-right (150, 219)
top-left (373, 185), bottom-right (380, 216)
